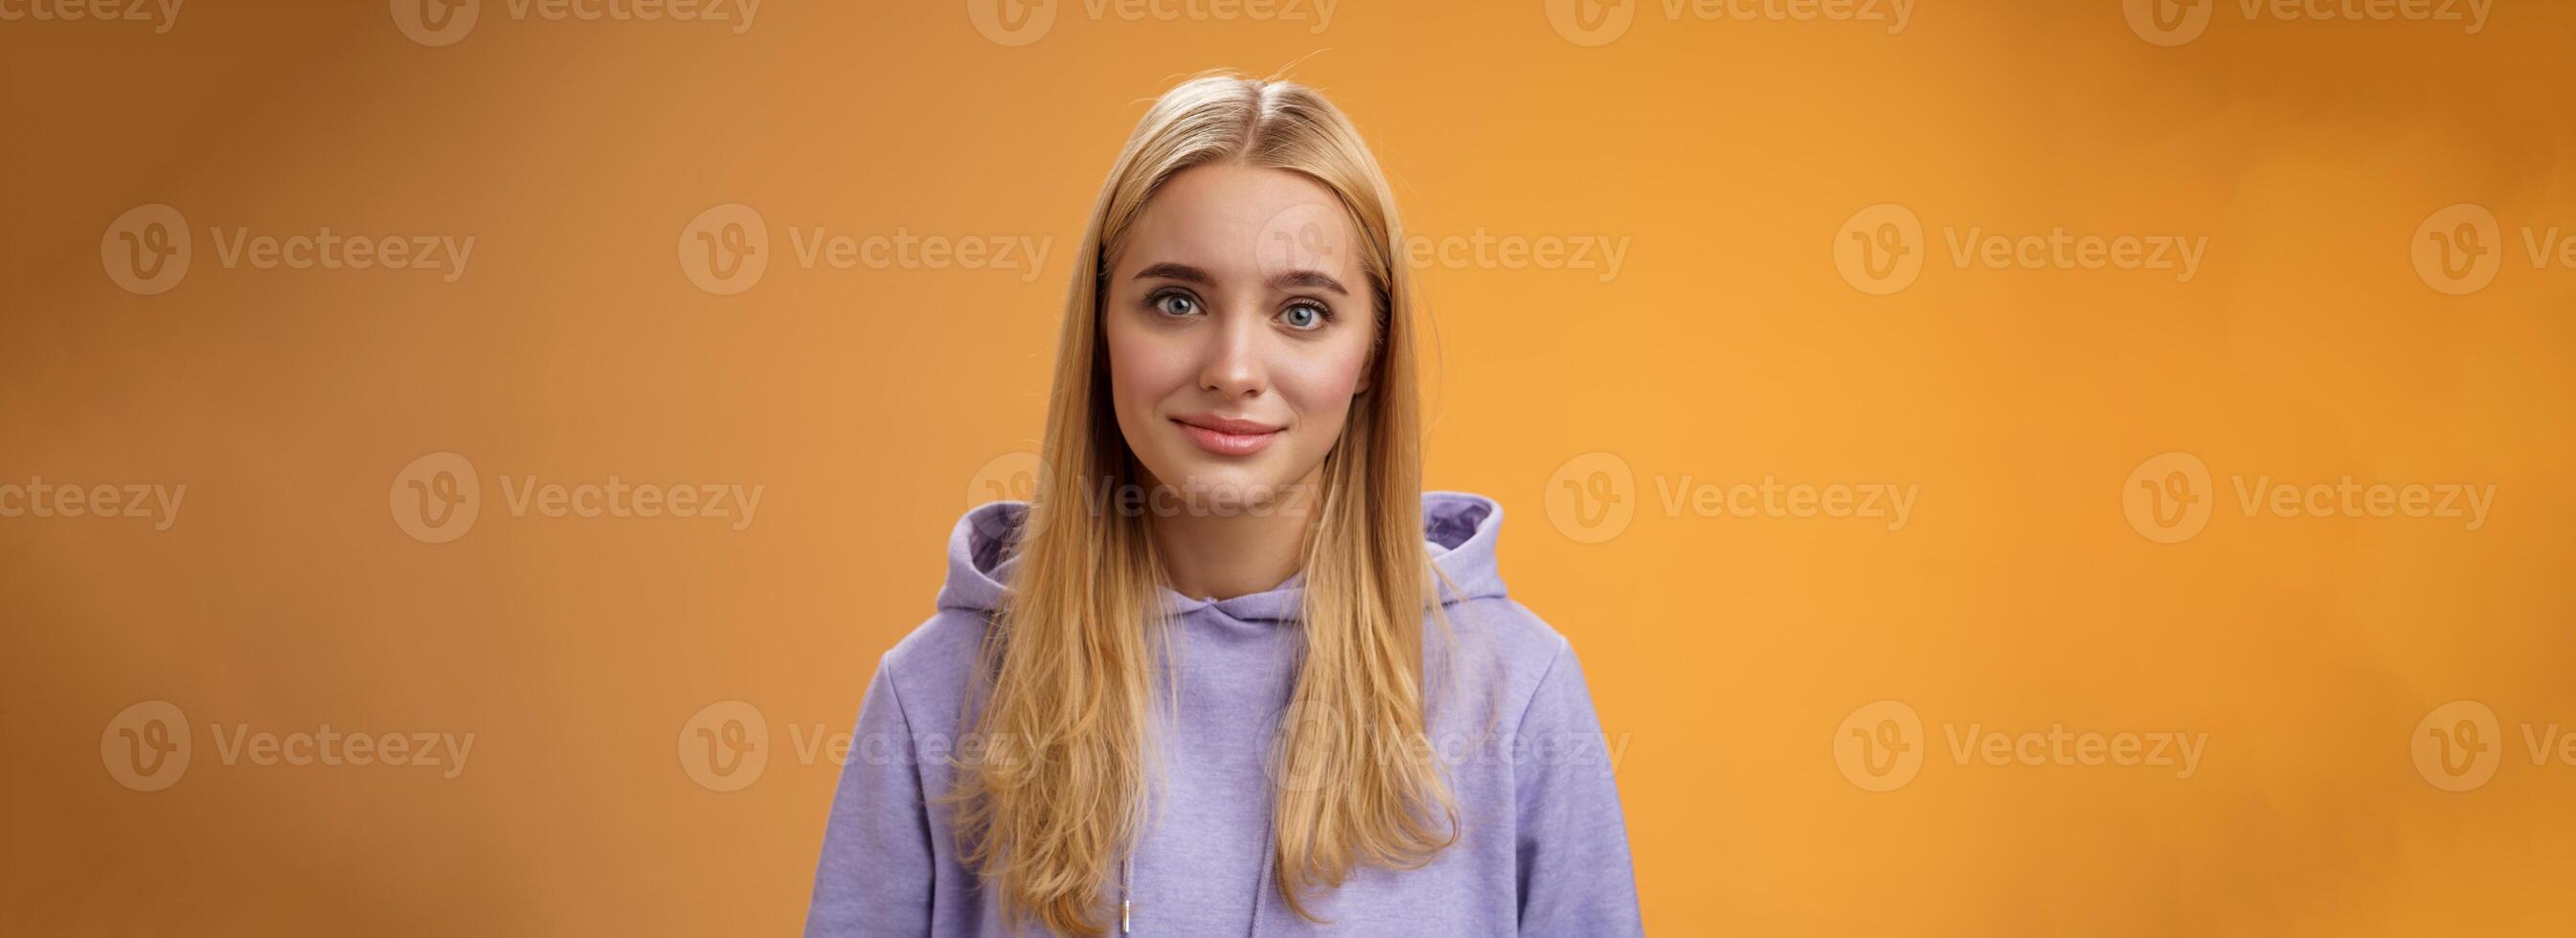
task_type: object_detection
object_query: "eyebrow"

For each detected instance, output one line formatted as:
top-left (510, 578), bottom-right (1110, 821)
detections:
top-left (1132, 262), bottom-right (1348, 297)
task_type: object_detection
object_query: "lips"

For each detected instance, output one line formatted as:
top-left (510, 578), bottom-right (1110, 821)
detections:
top-left (1172, 414), bottom-right (1282, 457)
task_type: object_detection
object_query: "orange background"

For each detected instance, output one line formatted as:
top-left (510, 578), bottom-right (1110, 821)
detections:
top-left (6, 1), bottom-right (2575, 934)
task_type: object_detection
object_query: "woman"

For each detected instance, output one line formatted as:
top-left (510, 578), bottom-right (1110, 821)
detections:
top-left (804, 71), bottom-right (1642, 937)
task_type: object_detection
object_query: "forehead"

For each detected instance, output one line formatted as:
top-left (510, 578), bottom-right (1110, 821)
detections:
top-left (1114, 162), bottom-right (1365, 282)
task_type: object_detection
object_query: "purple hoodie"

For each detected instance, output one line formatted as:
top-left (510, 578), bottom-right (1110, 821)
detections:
top-left (803, 492), bottom-right (1643, 936)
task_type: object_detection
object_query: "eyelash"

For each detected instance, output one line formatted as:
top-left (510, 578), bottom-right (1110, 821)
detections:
top-left (1146, 288), bottom-right (1335, 330)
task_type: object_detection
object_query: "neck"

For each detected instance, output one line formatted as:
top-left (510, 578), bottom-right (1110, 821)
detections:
top-left (1146, 467), bottom-right (1322, 602)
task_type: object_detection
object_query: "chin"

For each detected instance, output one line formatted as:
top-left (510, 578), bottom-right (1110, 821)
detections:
top-left (1167, 459), bottom-right (1265, 498)
top-left (1146, 455), bottom-right (1299, 510)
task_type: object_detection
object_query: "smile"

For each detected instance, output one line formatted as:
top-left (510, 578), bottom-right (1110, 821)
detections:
top-left (1171, 415), bottom-right (1281, 457)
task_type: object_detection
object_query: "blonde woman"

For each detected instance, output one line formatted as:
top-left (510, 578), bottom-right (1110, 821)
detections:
top-left (804, 71), bottom-right (1642, 937)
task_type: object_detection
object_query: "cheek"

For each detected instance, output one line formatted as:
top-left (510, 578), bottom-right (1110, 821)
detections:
top-left (1102, 314), bottom-right (1186, 415)
top-left (1277, 333), bottom-right (1374, 419)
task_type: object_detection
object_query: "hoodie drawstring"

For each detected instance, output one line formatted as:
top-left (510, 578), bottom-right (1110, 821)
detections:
top-left (1119, 853), bottom-right (1133, 934)
top-left (1248, 834), bottom-right (1271, 935)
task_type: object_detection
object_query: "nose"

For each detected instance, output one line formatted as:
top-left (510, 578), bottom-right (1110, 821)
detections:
top-left (1197, 307), bottom-right (1268, 399)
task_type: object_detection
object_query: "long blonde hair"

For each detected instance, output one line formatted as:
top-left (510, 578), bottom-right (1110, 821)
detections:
top-left (937, 70), bottom-right (1460, 935)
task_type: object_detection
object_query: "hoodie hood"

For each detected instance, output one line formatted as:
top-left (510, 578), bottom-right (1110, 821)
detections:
top-left (934, 491), bottom-right (1511, 622)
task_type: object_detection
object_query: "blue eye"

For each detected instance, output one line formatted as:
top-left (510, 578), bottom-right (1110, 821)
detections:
top-left (1280, 302), bottom-right (1330, 331)
top-left (1151, 291), bottom-right (1199, 317)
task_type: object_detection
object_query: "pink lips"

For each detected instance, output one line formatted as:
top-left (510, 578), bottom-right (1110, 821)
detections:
top-left (1172, 414), bottom-right (1282, 457)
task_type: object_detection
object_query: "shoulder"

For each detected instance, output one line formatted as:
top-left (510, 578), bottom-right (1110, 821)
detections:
top-left (1435, 595), bottom-right (1579, 726)
top-left (869, 610), bottom-right (993, 730)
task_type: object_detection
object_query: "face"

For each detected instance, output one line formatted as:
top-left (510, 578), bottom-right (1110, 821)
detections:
top-left (1100, 161), bottom-right (1378, 512)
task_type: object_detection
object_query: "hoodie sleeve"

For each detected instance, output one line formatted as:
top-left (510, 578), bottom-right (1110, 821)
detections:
top-left (1513, 636), bottom-right (1645, 936)
top-left (803, 655), bottom-right (937, 937)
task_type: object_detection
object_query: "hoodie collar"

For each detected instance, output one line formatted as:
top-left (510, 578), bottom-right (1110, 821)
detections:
top-left (935, 491), bottom-right (1510, 622)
